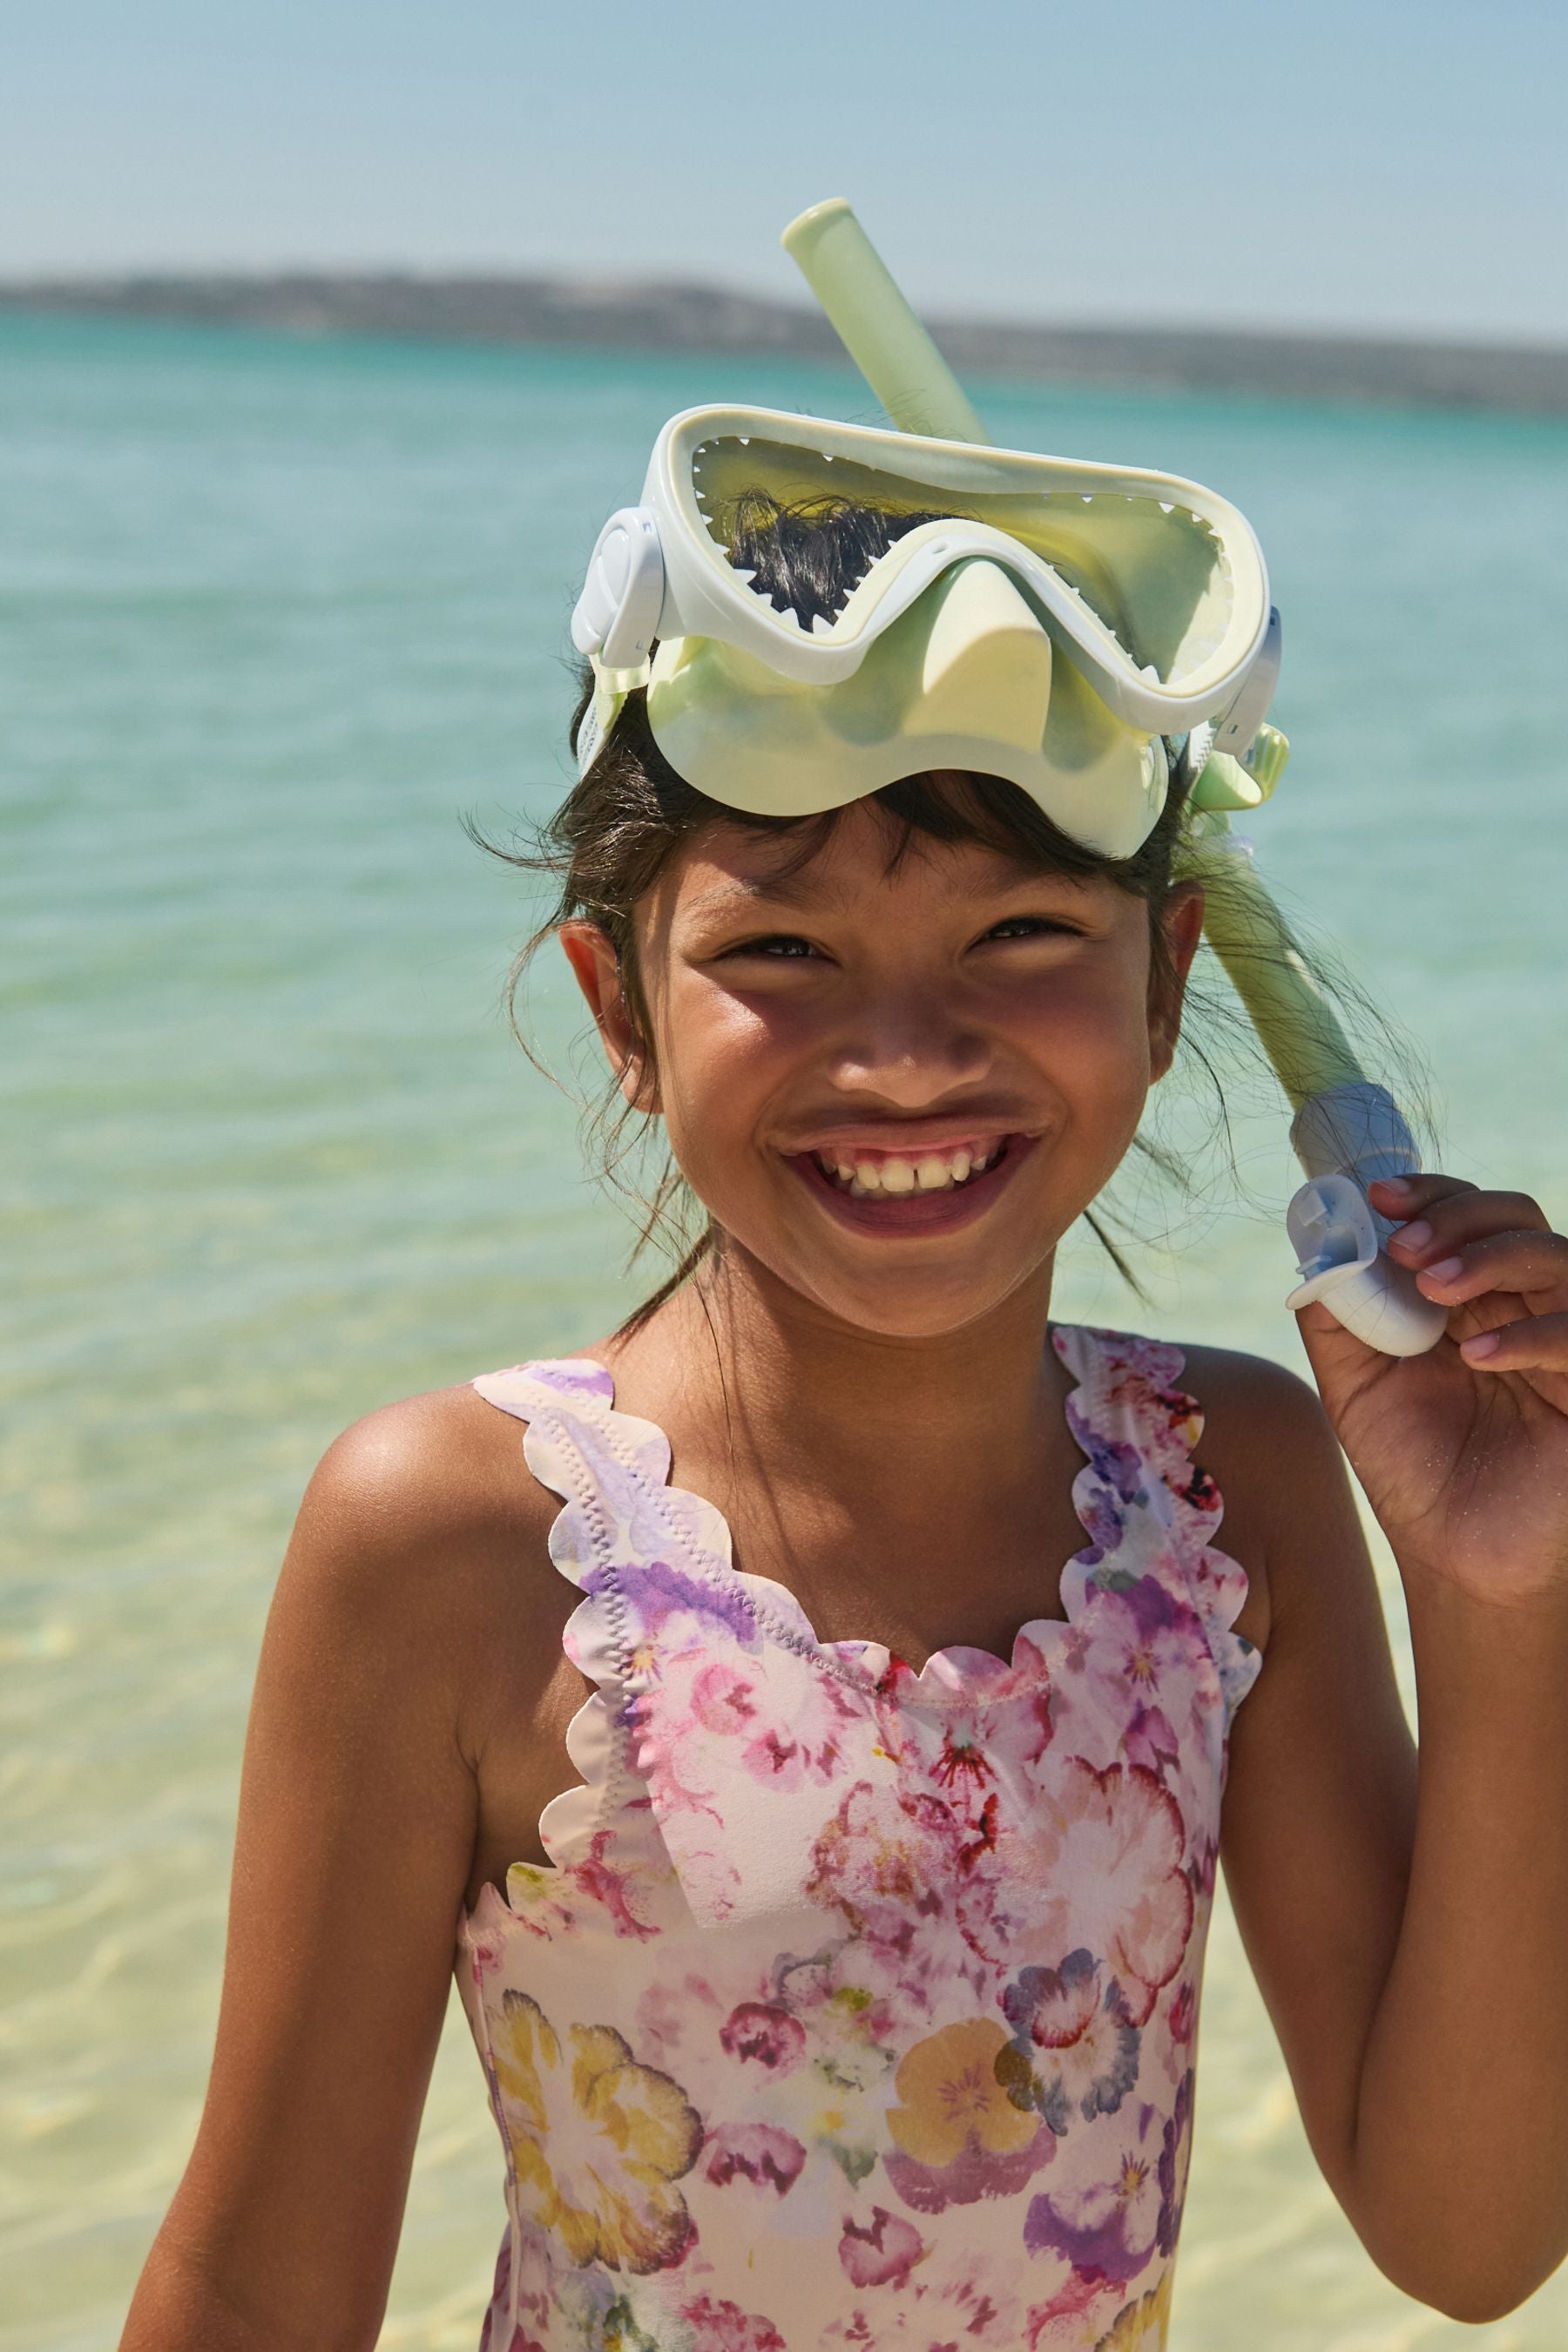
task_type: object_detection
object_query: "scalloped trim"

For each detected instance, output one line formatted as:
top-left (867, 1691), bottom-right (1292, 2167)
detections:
top-left (1053, 1322), bottom-right (1261, 1727)
top-left (516, 1340), bottom-right (1107, 1710)
top-left (470, 1365), bottom-right (665, 1883)
top-left (465, 1325), bottom-right (1262, 1896)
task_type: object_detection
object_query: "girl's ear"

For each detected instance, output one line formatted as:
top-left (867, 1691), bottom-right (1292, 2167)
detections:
top-left (1148, 879), bottom-right (1206, 1083)
top-left (558, 921), bottom-right (661, 1114)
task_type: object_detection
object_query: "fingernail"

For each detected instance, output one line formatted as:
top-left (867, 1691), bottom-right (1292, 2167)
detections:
top-left (1395, 1220), bottom-right (1432, 1252)
top-left (1376, 1175), bottom-right (1414, 1196)
top-left (1421, 1255), bottom-right (1464, 1285)
top-left (1460, 1329), bottom-right (1501, 1361)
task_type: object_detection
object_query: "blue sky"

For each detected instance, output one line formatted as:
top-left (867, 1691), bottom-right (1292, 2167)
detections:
top-left (6, 0), bottom-right (1566, 341)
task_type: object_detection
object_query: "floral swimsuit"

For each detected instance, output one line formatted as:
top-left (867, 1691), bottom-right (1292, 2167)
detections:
top-left (457, 1322), bottom-right (1261, 2352)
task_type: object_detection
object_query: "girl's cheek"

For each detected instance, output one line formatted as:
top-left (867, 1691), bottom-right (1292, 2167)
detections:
top-left (652, 998), bottom-right (791, 1184)
top-left (661, 982), bottom-right (813, 1102)
top-left (1000, 973), bottom-right (1151, 1096)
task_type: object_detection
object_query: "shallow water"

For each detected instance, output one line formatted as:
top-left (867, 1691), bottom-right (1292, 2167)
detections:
top-left (3, 313), bottom-right (1567, 2349)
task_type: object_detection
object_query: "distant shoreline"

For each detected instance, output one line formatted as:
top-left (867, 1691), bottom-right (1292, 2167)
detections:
top-left (4, 271), bottom-right (1568, 415)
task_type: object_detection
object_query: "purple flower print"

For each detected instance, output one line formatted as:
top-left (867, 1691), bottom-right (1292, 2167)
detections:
top-left (1023, 2100), bottom-right (1165, 2285)
top-left (618, 1558), bottom-right (764, 1646)
top-left (1119, 1568), bottom-right (1209, 1654)
top-left (1067, 1403), bottom-right (1148, 1506)
top-left (1157, 2069), bottom-right (1195, 2256)
top-left (999, 1950), bottom-right (1141, 2133)
top-left (1077, 1486), bottom-right (1128, 1558)
top-left (1120, 1701), bottom-right (1180, 1781)
top-left (720, 2001), bottom-right (808, 2073)
top-left (678, 2295), bottom-right (788, 2351)
top-left (1057, 1612), bottom-right (1206, 1753)
top-left (1189, 1830), bottom-right (1218, 1899)
top-left (837, 2203), bottom-right (927, 2288)
top-left (985, 1759), bottom-right (1194, 2027)
top-left (703, 2121), bottom-right (808, 2195)
top-left (519, 1360), bottom-right (615, 1403)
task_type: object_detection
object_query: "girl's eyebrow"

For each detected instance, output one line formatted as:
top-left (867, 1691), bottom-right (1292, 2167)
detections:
top-left (683, 875), bottom-right (835, 918)
top-left (683, 863), bottom-right (1095, 923)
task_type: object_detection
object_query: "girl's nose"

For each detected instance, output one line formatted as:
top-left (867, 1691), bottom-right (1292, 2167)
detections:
top-left (828, 983), bottom-right (992, 1106)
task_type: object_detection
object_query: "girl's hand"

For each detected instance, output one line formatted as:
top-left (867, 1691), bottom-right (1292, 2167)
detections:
top-left (1292, 1173), bottom-right (1568, 1607)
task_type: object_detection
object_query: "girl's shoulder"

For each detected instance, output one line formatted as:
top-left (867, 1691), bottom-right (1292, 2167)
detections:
top-left (1176, 1335), bottom-right (1340, 1477)
top-left (285, 1369), bottom-right (601, 1711)
top-left (1173, 1334), bottom-right (1324, 1436)
top-left (306, 1375), bottom-right (561, 1555)
top-left (1162, 1335), bottom-right (1355, 1657)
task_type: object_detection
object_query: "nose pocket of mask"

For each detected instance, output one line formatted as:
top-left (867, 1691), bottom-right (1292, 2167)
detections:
top-left (916, 561), bottom-right (1053, 753)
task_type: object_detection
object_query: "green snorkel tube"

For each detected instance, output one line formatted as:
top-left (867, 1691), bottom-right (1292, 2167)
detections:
top-left (783, 199), bottom-right (1445, 1357)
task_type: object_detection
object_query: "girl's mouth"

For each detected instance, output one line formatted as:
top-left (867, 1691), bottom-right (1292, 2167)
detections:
top-left (787, 1134), bottom-right (1031, 1233)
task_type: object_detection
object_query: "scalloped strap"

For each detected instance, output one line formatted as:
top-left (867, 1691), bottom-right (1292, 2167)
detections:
top-left (471, 1340), bottom-right (1260, 1926)
top-left (470, 1362), bottom-right (667, 1883)
top-left (1052, 1323), bottom-right (1261, 1730)
top-left (472, 1362), bottom-right (895, 1929)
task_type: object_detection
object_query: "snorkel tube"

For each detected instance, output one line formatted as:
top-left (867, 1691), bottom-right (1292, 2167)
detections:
top-left (783, 199), bottom-right (1445, 1357)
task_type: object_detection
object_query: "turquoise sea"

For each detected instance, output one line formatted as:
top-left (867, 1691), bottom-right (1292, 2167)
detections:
top-left (3, 312), bottom-right (1567, 2349)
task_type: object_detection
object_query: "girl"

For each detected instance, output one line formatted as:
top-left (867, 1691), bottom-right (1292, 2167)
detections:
top-left (121, 489), bottom-right (1568, 2352)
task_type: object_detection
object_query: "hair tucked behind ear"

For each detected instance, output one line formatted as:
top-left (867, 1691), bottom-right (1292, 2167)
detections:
top-left (472, 493), bottom-right (1437, 1332)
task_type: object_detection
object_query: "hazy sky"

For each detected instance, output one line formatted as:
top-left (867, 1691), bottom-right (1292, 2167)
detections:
top-left (6, 0), bottom-right (1565, 341)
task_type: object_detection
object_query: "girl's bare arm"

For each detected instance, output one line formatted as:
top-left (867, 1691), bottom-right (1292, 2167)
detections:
top-left (1219, 1362), bottom-right (1568, 2323)
top-left (119, 1394), bottom-right (530, 2352)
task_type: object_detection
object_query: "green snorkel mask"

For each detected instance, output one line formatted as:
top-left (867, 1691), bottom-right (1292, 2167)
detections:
top-left (569, 199), bottom-right (1444, 1359)
top-left (572, 388), bottom-right (1282, 856)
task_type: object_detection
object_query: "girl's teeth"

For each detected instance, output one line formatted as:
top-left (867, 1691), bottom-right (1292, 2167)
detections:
top-left (827, 1142), bottom-right (1003, 1198)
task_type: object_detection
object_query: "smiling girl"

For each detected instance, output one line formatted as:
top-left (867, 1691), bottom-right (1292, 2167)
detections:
top-left (121, 472), bottom-right (1568, 2352)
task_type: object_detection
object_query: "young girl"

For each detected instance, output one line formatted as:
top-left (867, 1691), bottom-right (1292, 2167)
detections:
top-left (121, 470), bottom-right (1568, 2352)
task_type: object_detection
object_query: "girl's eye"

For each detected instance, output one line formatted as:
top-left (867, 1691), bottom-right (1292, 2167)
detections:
top-left (723, 933), bottom-right (821, 960)
top-left (979, 915), bottom-right (1081, 943)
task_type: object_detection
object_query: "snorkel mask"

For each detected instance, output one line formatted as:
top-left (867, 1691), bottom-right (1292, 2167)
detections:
top-left (573, 405), bottom-right (1281, 856)
top-left (570, 199), bottom-right (1444, 1358)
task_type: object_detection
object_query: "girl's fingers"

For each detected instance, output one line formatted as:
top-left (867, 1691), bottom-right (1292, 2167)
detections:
top-left (1368, 1173), bottom-right (1477, 1219)
top-left (1375, 1182), bottom-right (1552, 1267)
top-left (1457, 1309), bottom-right (1568, 1371)
top-left (1411, 1227), bottom-right (1568, 1301)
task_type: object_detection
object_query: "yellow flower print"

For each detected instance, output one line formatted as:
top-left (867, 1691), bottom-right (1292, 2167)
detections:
top-left (882, 2017), bottom-right (1054, 2213)
top-left (1093, 2266), bottom-right (1173, 2350)
top-left (491, 1990), bottom-right (704, 2274)
top-left (888, 2018), bottom-right (1037, 2167)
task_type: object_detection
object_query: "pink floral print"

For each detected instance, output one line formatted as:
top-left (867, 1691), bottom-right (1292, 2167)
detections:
top-left (458, 1325), bottom-right (1260, 2349)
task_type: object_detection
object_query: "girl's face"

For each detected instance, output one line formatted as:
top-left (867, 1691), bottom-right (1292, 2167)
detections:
top-left (565, 798), bottom-right (1204, 1341)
